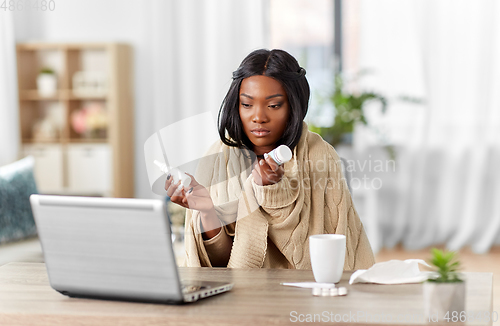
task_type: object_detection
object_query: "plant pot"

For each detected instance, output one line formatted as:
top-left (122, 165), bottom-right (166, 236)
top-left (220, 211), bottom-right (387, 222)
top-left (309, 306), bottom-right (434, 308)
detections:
top-left (423, 281), bottom-right (466, 322)
top-left (37, 73), bottom-right (57, 97)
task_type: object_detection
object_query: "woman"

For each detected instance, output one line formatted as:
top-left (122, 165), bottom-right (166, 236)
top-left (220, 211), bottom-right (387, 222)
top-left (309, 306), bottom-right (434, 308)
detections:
top-left (165, 49), bottom-right (375, 270)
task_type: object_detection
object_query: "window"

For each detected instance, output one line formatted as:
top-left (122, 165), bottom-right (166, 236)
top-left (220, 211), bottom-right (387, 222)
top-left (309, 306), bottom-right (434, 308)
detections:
top-left (269, 0), bottom-right (337, 127)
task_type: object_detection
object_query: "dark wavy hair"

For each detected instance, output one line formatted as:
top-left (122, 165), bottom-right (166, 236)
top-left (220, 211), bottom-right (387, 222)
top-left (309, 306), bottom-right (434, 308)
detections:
top-left (217, 49), bottom-right (310, 151)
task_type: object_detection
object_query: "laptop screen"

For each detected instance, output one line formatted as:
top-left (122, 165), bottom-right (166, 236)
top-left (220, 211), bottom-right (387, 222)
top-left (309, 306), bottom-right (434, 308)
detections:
top-left (30, 194), bottom-right (184, 303)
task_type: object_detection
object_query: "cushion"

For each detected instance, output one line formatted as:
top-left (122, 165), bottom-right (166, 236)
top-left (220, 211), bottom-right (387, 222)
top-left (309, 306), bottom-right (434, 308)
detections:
top-left (0, 156), bottom-right (38, 244)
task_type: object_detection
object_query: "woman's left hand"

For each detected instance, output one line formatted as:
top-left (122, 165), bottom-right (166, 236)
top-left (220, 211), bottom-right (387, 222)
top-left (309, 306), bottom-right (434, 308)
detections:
top-left (252, 154), bottom-right (285, 186)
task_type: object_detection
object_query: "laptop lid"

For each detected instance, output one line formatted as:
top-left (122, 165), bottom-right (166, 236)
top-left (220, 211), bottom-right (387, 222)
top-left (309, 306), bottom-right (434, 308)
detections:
top-left (30, 194), bottom-right (185, 304)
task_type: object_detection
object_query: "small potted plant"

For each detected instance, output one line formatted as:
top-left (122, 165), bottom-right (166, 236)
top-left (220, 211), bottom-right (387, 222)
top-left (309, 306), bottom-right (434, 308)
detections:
top-left (423, 248), bottom-right (465, 322)
top-left (37, 67), bottom-right (57, 97)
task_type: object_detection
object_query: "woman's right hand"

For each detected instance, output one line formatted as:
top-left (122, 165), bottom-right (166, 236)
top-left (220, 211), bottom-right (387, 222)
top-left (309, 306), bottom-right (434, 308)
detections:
top-left (164, 173), bottom-right (214, 213)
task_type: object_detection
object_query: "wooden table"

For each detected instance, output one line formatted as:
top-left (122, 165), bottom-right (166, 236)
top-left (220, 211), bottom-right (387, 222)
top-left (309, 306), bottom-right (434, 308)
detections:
top-left (0, 262), bottom-right (494, 325)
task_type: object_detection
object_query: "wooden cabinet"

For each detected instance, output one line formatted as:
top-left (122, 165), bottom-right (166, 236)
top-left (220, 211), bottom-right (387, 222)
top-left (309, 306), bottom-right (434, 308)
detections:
top-left (16, 43), bottom-right (134, 198)
top-left (67, 144), bottom-right (112, 195)
top-left (22, 144), bottom-right (64, 193)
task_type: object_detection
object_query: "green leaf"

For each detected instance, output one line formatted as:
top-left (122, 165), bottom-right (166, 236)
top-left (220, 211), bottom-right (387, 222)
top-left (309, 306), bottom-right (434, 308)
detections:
top-left (40, 67), bottom-right (55, 74)
top-left (313, 71), bottom-right (423, 151)
top-left (427, 248), bottom-right (463, 283)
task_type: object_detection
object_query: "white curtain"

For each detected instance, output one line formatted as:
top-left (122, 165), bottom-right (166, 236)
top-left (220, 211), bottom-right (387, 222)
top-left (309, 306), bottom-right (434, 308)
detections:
top-left (147, 0), bottom-right (267, 132)
top-left (356, 0), bottom-right (500, 253)
top-left (137, 0), bottom-right (267, 198)
top-left (0, 11), bottom-right (20, 166)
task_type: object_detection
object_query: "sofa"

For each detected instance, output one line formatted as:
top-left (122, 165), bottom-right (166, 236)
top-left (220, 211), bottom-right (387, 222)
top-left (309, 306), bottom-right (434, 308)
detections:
top-left (0, 156), bottom-right (44, 266)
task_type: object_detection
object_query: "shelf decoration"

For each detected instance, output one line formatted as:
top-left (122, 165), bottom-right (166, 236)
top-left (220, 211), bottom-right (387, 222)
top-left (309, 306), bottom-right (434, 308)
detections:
top-left (17, 42), bottom-right (134, 198)
top-left (32, 105), bottom-right (63, 141)
top-left (71, 101), bottom-right (108, 139)
top-left (36, 67), bottom-right (57, 97)
top-left (72, 71), bottom-right (108, 97)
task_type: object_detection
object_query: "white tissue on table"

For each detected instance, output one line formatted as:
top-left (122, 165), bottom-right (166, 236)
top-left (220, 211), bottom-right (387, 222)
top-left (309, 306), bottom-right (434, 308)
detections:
top-left (349, 259), bottom-right (433, 285)
top-left (281, 282), bottom-right (336, 289)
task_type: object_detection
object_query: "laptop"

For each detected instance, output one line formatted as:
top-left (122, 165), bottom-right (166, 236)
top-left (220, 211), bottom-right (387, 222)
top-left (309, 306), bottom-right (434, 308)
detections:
top-left (29, 194), bottom-right (233, 304)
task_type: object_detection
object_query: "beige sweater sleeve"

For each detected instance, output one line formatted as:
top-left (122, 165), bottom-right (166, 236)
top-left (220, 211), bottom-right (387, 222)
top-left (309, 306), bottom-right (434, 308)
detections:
top-left (353, 222), bottom-right (376, 269)
top-left (202, 221), bottom-right (233, 267)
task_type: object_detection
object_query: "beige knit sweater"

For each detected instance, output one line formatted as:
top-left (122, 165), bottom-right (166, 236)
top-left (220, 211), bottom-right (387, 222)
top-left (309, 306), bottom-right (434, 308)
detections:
top-left (184, 122), bottom-right (375, 270)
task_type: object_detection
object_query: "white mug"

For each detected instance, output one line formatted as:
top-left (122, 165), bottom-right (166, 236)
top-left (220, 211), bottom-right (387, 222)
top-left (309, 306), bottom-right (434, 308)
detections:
top-left (309, 234), bottom-right (346, 283)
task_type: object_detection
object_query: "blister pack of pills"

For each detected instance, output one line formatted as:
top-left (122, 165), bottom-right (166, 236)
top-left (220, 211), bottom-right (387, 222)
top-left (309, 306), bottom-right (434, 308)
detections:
top-left (312, 287), bottom-right (348, 297)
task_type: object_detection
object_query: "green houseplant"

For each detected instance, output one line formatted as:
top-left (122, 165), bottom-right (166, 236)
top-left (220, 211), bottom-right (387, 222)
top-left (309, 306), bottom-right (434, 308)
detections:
top-left (427, 248), bottom-right (463, 283)
top-left (423, 248), bottom-right (465, 322)
top-left (310, 72), bottom-right (423, 160)
top-left (309, 73), bottom-right (387, 147)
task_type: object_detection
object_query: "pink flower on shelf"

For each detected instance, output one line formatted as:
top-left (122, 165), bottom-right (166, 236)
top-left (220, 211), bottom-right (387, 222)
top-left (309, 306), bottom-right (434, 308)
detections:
top-left (84, 102), bottom-right (108, 131)
top-left (85, 102), bottom-right (101, 115)
top-left (70, 102), bottom-right (108, 135)
top-left (71, 109), bottom-right (87, 134)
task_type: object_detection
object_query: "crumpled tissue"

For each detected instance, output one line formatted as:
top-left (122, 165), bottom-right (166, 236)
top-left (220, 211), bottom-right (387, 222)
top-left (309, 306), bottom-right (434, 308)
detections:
top-left (349, 259), bottom-right (433, 285)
